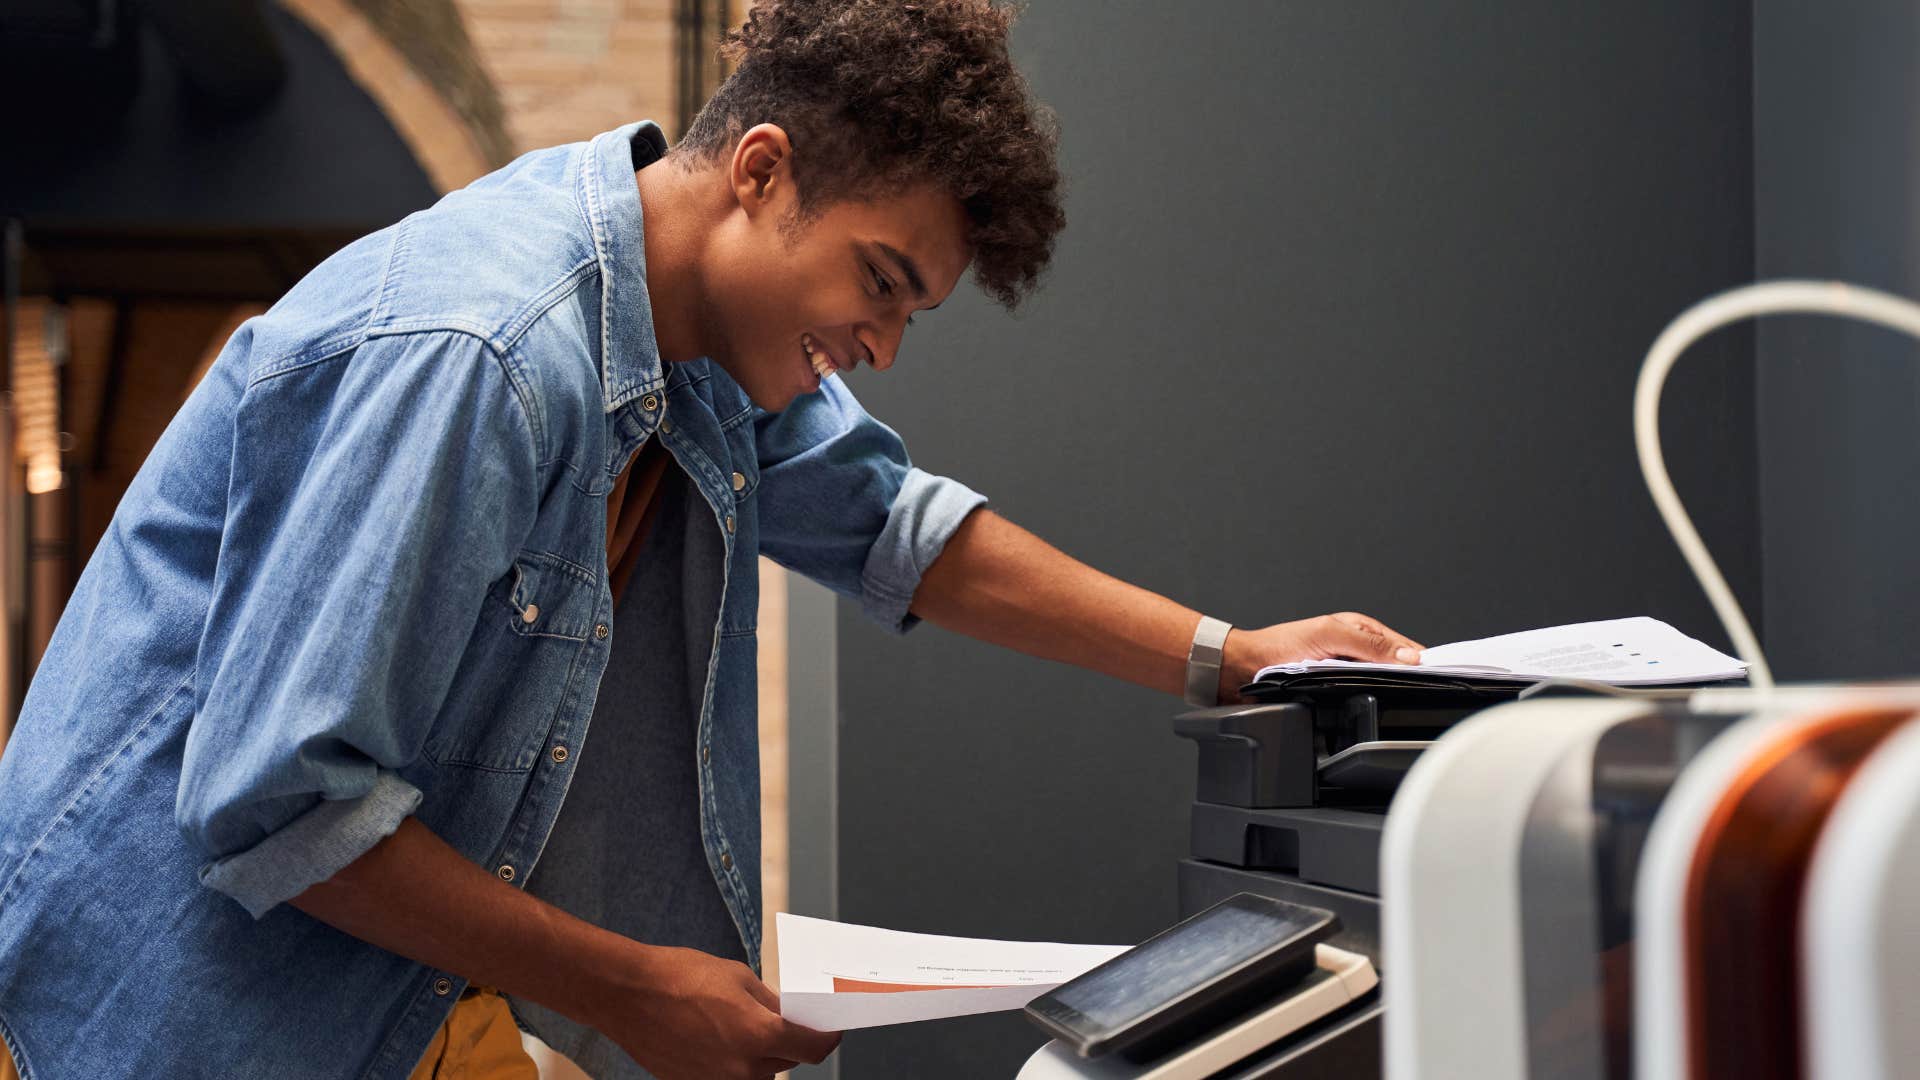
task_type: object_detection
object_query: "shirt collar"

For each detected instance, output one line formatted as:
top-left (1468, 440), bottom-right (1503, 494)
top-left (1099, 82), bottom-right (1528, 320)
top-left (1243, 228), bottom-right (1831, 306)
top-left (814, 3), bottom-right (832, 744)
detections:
top-left (578, 121), bottom-right (671, 414)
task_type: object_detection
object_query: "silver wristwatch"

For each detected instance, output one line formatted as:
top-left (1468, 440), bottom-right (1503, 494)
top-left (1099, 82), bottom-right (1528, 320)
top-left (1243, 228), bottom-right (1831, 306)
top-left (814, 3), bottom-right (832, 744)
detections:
top-left (1183, 616), bottom-right (1234, 707)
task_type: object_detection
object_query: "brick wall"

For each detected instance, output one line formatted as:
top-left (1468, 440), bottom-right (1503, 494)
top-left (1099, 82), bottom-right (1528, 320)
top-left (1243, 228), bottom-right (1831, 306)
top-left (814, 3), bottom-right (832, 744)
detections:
top-left (457, 0), bottom-right (680, 151)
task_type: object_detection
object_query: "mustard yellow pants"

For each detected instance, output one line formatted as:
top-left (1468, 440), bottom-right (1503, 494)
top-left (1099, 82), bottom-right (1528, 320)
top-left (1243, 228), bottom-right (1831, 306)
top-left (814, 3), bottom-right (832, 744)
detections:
top-left (408, 988), bottom-right (539, 1080)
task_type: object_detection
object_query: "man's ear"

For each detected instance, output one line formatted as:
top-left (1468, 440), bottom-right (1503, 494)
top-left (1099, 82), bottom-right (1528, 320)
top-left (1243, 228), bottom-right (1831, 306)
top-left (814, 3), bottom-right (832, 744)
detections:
top-left (729, 123), bottom-right (795, 220)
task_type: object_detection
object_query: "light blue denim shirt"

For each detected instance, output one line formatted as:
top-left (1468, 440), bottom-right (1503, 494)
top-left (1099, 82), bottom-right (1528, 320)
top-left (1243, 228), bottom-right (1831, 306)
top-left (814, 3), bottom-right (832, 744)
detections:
top-left (0, 122), bottom-right (984, 1079)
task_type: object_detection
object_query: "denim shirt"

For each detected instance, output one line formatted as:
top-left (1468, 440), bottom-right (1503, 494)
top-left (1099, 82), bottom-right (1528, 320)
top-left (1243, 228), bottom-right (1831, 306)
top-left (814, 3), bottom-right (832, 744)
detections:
top-left (0, 122), bottom-right (984, 1080)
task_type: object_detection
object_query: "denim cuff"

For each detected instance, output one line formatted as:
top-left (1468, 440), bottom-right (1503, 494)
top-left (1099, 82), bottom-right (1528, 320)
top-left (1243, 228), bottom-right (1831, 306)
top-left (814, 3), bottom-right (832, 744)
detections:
top-left (860, 466), bottom-right (988, 634)
top-left (198, 770), bottom-right (424, 918)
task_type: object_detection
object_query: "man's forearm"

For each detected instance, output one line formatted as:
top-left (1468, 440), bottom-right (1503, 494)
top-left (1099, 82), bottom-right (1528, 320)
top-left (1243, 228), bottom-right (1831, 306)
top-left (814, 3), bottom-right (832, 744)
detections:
top-left (289, 816), bottom-right (837, 1076)
top-left (910, 510), bottom-right (1423, 701)
top-left (910, 509), bottom-right (1233, 698)
top-left (289, 816), bottom-right (641, 1033)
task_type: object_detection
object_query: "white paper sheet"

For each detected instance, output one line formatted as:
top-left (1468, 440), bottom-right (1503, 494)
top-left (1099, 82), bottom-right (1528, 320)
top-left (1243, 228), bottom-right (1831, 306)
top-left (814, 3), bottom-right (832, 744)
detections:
top-left (776, 912), bottom-right (1130, 1031)
top-left (1256, 616), bottom-right (1747, 687)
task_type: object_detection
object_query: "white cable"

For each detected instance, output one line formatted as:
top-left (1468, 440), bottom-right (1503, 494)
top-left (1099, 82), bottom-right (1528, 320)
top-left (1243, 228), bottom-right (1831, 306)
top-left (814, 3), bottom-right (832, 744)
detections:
top-left (1635, 279), bottom-right (1920, 692)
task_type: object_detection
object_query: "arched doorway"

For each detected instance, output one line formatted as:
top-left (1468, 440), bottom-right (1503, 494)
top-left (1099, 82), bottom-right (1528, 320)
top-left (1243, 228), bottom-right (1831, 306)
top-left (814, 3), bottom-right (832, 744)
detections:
top-left (1, 0), bottom-right (509, 716)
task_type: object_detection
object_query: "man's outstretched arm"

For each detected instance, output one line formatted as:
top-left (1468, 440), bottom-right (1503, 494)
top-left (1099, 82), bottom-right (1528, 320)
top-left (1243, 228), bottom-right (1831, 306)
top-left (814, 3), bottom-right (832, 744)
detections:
top-left (909, 509), bottom-right (1422, 703)
top-left (289, 818), bottom-right (837, 1080)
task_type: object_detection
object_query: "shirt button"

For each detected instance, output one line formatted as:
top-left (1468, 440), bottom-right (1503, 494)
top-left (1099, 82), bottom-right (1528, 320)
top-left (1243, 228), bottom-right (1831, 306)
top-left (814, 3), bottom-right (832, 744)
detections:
top-left (594, 623), bottom-right (609, 640)
top-left (433, 977), bottom-right (453, 996)
top-left (521, 604), bottom-right (539, 624)
top-left (731, 471), bottom-right (746, 492)
top-left (720, 852), bottom-right (733, 870)
top-left (660, 418), bottom-right (673, 435)
top-left (724, 513), bottom-right (735, 534)
top-left (641, 393), bottom-right (660, 412)
top-left (702, 744), bottom-right (710, 763)
top-left (551, 744), bottom-right (569, 764)
top-left (497, 864), bottom-right (515, 882)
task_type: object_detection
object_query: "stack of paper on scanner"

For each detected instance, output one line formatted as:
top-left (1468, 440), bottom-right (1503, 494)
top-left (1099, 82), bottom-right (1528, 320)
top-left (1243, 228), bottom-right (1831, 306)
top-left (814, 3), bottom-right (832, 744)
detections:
top-left (1254, 617), bottom-right (1748, 689)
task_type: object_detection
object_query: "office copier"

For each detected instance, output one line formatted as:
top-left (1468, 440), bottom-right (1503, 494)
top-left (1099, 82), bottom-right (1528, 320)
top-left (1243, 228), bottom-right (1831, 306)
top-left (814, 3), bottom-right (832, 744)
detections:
top-left (1010, 674), bottom-right (1490, 1080)
top-left (1029, 680), bottom-right (1920, 1080)
top-left (1161, 675), bottom-right (1514, 1077)
top-left (1013, 278), bottom-right (1920, 1079)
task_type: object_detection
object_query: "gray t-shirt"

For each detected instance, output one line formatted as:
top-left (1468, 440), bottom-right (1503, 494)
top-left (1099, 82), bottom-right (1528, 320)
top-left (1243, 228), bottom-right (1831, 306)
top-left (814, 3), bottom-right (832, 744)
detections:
top-left (517, 468), bottom-right (747, 1079)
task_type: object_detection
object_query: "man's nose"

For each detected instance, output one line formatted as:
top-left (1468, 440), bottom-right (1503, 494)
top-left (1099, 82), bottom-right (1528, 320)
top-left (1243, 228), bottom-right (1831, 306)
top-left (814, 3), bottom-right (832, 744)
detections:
top-left (859, 317), bottom-right (908, 372)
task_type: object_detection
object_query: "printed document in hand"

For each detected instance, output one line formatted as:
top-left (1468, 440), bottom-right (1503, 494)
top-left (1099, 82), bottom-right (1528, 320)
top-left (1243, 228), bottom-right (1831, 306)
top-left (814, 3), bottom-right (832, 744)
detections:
top-left (776, 912), bottom-right (1129, 1031)
top-left (1256, 616), bottom-right (1747, 687)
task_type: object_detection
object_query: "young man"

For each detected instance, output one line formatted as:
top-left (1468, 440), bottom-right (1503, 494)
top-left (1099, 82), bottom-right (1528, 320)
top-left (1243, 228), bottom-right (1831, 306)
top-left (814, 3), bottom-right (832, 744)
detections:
top-left (0, 2), bottom-right (1419, 1078)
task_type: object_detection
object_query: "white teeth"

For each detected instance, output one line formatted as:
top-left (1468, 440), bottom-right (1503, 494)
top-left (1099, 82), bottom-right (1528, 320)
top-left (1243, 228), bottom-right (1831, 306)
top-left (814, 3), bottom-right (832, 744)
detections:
top-left (804, 337), bottom-right (834, 380)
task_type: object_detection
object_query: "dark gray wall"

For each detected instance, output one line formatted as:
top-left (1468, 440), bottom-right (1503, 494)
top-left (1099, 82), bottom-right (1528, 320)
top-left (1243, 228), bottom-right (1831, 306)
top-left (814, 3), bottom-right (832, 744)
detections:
top-left (1754, 0), bottom-right (1920, 680)
top-left (826, 2), bottom-right (1759, 1075)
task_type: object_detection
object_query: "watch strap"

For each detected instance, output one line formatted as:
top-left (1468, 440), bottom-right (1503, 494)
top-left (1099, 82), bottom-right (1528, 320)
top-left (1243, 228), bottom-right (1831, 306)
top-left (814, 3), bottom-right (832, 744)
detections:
top-left (1184, 616), bottom-right (1234, 707)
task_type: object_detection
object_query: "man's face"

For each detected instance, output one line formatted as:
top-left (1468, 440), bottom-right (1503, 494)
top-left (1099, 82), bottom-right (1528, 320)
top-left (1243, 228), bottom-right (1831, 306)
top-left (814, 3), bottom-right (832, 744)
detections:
top-left (701, 150), bottom-right (972, 412)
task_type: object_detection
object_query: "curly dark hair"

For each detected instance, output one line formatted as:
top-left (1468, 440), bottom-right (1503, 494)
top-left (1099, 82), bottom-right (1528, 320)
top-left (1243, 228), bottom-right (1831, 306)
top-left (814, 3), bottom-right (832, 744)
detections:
top-left (674, 0), bottom-right (1063, 309)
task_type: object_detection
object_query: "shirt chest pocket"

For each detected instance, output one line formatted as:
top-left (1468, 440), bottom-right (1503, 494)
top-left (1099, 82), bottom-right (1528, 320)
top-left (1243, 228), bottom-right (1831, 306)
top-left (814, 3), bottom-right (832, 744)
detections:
top-left (500, 551), bottom-right (601, 640)
top-left (425, 551), bottom-right (603, 772)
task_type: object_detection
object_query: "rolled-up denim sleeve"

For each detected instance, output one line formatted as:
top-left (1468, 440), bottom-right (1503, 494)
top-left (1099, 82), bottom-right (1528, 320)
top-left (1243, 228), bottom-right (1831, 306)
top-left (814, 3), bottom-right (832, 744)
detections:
top-left (181, 329), bottom-right (538, 917)
top-left (754, 378), bottom-right (985, 633)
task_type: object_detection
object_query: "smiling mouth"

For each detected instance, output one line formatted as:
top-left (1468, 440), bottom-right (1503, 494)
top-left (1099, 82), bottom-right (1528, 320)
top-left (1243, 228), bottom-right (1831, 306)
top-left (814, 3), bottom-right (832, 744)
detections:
top-left (802, 335), bottom-right (836, 382)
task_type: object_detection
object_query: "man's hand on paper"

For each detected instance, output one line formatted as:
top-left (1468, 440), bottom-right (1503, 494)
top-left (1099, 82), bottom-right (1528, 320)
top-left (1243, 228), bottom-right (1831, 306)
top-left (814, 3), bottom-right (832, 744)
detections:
top-left (1255, 617), bottom-right (1749, 687)
top-left (1221, 612), bottom-right (1424, 703)
top-left (605, 944), bottom-right (840, 1080)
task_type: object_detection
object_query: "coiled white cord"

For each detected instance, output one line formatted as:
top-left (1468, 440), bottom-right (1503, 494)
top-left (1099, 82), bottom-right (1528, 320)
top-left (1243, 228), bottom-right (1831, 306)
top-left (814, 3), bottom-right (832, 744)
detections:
top-left (1634, 279), bottom-right (1920, 691)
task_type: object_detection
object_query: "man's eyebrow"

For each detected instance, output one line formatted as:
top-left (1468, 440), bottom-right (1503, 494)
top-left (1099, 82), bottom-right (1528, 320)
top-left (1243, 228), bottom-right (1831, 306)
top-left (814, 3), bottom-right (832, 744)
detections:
top-left (874, 242), bottom-right (930, 303)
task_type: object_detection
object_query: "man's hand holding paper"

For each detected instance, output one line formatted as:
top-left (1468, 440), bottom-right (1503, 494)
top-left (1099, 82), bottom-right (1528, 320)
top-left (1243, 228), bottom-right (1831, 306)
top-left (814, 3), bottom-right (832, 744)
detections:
top-left (1221, 612), bottom-right (1426, 703)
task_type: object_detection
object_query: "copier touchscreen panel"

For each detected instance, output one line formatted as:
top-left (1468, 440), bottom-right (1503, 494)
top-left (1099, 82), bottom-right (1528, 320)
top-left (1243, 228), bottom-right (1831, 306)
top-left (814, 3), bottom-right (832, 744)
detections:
top-left (1027, 893), bottom-right (1331, 1058)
